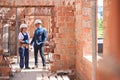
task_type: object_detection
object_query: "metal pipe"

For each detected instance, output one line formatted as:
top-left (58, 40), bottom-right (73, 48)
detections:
top-left (92, 0), bottom-right (97, 80)
top-left (16, 8), bottom-right (19, 63)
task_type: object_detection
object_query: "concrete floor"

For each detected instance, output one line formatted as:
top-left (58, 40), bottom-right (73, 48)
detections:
top-left (10, 50), bottom-right (50, 80)
top-left (9, 50), bottom-right (70, 80)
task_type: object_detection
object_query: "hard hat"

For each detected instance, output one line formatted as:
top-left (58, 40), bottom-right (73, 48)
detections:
top-left (20, 23), bottom-right (27, 29)
top-left (34, 19), bottom-right (42, 24)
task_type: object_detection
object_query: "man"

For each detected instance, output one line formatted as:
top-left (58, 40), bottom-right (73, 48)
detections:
top-left (18, 23), bottom-right (30, 69)
top-left (30, 19), bottom-right (48, 68)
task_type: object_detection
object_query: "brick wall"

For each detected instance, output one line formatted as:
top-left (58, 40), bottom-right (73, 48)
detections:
top-left (75, 0), bottom-right (95, 80)
top-left (0, 0), bottom-right (76, 72)
top-left (0, 0), bottom-right (94, 79)
top-left (25, 16), bottom-right (52, 37)
top-left (103, 0), bottom-right (112, 56)
top-left (75, 0), bottom-right (120, 80)
top-left (0, 0), bottom-right (54, 6)
top-left (51, 0), bottom-right (76, 71)
top-left (2, 0), bottom-right (120, 80)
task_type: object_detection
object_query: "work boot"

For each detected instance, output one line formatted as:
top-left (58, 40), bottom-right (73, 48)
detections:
top-left (32, 65), bottom-right (38, 69)
top-left (25, 67), bottom-right (31, 69)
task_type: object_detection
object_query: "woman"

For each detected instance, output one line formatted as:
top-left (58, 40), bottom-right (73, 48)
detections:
top-left (18, 23), bottom-right (30, 69)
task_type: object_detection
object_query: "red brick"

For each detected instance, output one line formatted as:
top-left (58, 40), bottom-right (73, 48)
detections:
top-left (57, 6), bottom-right (63, 11)
top-left (67, 22), bottom-right (74, 27)
top-left (0, 56), bottom-right (3, 63)
top-left (57, 33), bottom-right (65, 38)
top-left (0, 67), bottom-right (10, 76)
top-left (58, 11), bottom-right (65, 16)
top-left (61, 55), bottom-right (67, 60)
top-left (53, 54), bottom-right (61, 60)
top-left (65, 16), bottom-right (74, 22)
top-left (57, 23), bottom-right (65, 27)
top-left (65, 12), bottom-right (74, 16)
top-left (63, 6), bottom-right (73, 12)
top-left (58, 16), bottom-right (66, 22)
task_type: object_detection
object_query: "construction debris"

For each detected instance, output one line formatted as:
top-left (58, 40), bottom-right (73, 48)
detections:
top-left (0, 48), bottom-right (11, 80)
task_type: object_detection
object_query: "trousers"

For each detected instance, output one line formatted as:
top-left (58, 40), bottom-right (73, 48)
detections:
top-left (19, 47), bottom-right (29, 69)
top-left (34, 44), bottom-right (46, 66)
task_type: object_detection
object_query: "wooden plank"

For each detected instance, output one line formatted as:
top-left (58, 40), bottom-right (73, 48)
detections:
top-left (43, 76), bottom-right (49, 80)
top-left (36, 73), bottom-right (42, 80)
top-left (56, 76), bottom-right (63, 80)
top-left (42, 73), bottom-right (49, 80)
top-left (62, 75), bottom-right (70, 80)
top-left (0, 76), bottom-right (10, 79)
top-left (49, 76), bottom-right (57, 80)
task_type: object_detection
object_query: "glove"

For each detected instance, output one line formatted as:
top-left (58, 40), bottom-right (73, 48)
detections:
top-left (24, 40), bottom-right (29, 44)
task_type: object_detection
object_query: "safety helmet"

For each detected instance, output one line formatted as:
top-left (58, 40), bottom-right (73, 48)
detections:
top-left (20, 23), bottom-right (27, 29)
top-left (34, 19), bottom-right (42, 24)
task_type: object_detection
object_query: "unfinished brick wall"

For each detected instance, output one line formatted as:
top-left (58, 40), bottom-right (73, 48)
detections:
top-left (75, 0), bottom-right (95, 80)
top-left (3, 0), bottom-right (120, 80)
top-left (25, 16), bottom-right (52, 37)
top-left (0, 0), bottom-right (54, 6)
top-left (102, 0), bottom-right (112, 56)
top-left (75, 0), bottom-right (120, 80)
top-left (75, 0), bottom-right (84, 79)
top-left (51, 0), bottom-right (76, 71)
top-left (0, 0), bottom-right (76, 72)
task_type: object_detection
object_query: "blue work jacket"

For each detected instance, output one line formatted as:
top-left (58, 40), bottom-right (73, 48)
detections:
top-left (31, 27), bottom-right (48, 46)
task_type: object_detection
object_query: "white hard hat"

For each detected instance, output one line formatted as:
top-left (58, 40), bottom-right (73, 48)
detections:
top-left (34, 19), bottom-right (42, 24)
top-left (20, 23), bottom-right (27, 29)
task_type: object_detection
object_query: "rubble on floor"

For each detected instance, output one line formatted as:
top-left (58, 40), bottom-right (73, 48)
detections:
top-left (0, 49), bottom-right (11, 80)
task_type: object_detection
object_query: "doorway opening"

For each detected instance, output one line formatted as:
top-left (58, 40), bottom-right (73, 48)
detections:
top-left (0, 6), bottom-right (55, 72)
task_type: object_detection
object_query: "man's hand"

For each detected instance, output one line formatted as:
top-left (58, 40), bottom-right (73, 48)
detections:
top-left (36, 40), bottom-right (44, 45)
top-left (36, 40), bottom-right (40, 45)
